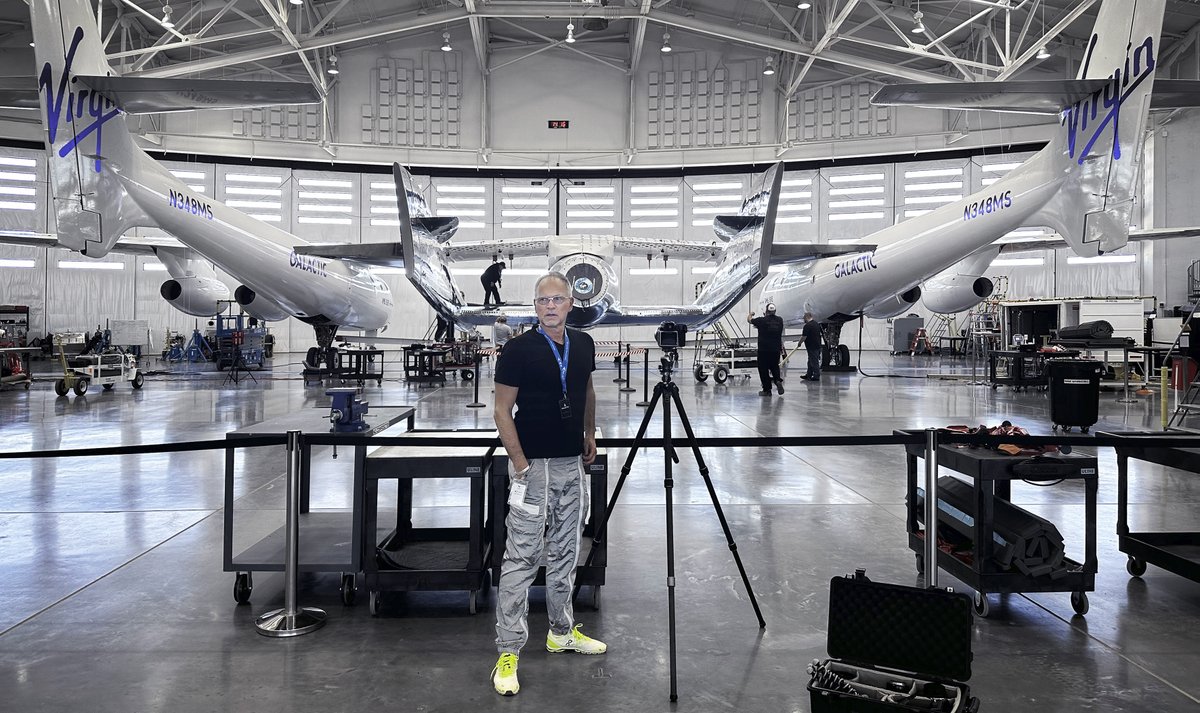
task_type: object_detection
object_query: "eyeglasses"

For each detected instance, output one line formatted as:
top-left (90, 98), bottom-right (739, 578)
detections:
top-left (534, 295), bottom-right (570, 306)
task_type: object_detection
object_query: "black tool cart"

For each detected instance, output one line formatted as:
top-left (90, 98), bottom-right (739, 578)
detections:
top-left (1098, 431), bottom-right (1200, 583)
top-left (897, 430), bottom-right (1098, 617)
top-left (1048, 359), bottom-right (1102, 432)
top-left (808, 569), bottom-right (979, 712)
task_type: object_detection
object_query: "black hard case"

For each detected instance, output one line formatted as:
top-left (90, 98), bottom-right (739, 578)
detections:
top-left (1048, 359), bottom-right (1102, 430)
top-left (808, 571), bottom-right (980, 713)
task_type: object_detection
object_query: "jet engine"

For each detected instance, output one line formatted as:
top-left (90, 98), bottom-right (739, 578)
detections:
top-left (235, 285), bottom-right (291, 322)
top-left (159, 276), bottom-right (228, 317)
top-left (550, 254), bottom-right (618, 328)
top-left (862, 286), bottom-right (922, 320)
top-left (922, 275), bottom-right (994, 315)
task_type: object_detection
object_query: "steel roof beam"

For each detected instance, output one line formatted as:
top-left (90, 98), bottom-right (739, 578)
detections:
top-left (784, 0), bottom-right (861, 98)
top-left (996, 0), bottom-right (1097, 80)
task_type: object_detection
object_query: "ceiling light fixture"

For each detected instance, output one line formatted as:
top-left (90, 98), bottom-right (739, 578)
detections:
top-left (1035, 2), bottom-right (1051, 60)
top-left (911, 10), bottom-right (925, 34)
top-left (327, 55), bottom-right (339, 75)
top-left (441, 31), bottom-right (452, 52)
top-left (1036, 45), bottom-right (1051, 59)
top-left (660, 30), bottom-right (672, 53)
top-left (763, 56), bottom-right (775, 76)
top-left (289, 0), bottom-right (303, 5)
top-left (797, 2), bottom-right (812, 8)
top-left (160, 3), bottom-right (174, 28)
top-left (565, 22), bottom-right (576, 44)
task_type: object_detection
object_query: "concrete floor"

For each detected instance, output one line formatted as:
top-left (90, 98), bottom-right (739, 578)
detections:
top-left (1, 351), bottom-right (1199, 712)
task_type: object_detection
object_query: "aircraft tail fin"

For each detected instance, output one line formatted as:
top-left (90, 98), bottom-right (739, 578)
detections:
top-left (30, 0), bottom-right (152, 258)
top-left (1031, 0), bottom-right (1166, 256)
top-left (689, 162), bottom-right (782, 327)
top-left (394, 163), bottom-right (465, 319)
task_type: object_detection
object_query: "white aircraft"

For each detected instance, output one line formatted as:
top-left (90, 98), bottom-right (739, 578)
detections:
top-left (5, 0), bottom-right (405, 353)
top-left (759, 0), bottom-right (1194, 369)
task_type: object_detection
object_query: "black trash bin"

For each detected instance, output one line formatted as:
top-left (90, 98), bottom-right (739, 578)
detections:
top-left (1048, 359), bottom-right (1102, 433)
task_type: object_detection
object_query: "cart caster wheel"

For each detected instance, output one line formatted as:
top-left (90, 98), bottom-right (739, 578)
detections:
top-left (915, 553), bottom-right (925, 576)
top-left (694, 366), bottom-right (708, 383)
top-left (131, 372), bottom-right (144, 389)
top-left (341, 574), bottom-right (357, 606)
top-left (592, 585), bottom-right (602, 611)
top-left (462, 369), bottom-right (474, 381)
top-left (54, 379), bottom-right (68, 397)
top-left (369, 590), bottom-right (381, 616)
top-left (1081, 426), bottom-right (1089, 434)
top-left (1051, 425), bottom-right (1058, 432)
top-left (1126, 556), bottom-right (1147, 578)
top-left (990, 384), bottom-right (998, 390)
top-left (1070, 591), bottom-right (1089, 616)
top-left (972, 592), bottom-right (990, 618)
top-left (469, 590), bottom-right (478, 615)
top-left (713, 366), bottom-right (728, 384)
top-left (73, 379), bottom-right (88, 396)
top-left (102, 383), bottom-right (114, 391)
top-left (233, 572), bottom-right (253, 604)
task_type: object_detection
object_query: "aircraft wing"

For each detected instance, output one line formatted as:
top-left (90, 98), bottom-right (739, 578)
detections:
top-left (872, 79), bottom-right (1113, 115)
top-left (611, 237), bottom-right (724, 261)
top-left (0, 76), bottom-right (321, 114)
top-left (294, 242), bottom-right (406, 268)
top-left (444, 238), bottom-right (552, 262)
top-left (995, 225), bottom-right (1200, 254)
top-left (771, 243), bottom-right (879, 265)
top-left (0, 229), bottom-right (184, 255)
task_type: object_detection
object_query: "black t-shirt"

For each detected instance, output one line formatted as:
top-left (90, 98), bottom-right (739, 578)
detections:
top-left (482, 263), bottom-right (504, 284)
top-left (495, 327), bottom-right (596, 459)
top-left (751, 315), bottom-right (785, 353)
top-left (802, 320), bottom-right (822, 348)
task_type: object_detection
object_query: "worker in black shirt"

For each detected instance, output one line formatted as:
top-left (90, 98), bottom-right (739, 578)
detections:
top-left (481, 261), bottom-right (506, 307)
top-left (490, 272), bottom-right (606, 697)
top-left (801, 311), bottom-right (823, 381)
top-left (748, 302), bottom-right (785, 395)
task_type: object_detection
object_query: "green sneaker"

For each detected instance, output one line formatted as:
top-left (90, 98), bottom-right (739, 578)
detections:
top-left (491, 653), bottom-right (519, 696)
top-left (546, 624), bottom-right (607, 654)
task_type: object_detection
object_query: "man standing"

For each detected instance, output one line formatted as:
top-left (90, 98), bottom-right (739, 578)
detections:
top-left (748, 303), bottom-right (786, 395)
top-left (801, 312), bottom-right (823, 381)
top-left (492, 314), bottom-right (512, 353)
top-left (491, 272), bottom-right (606, 697)
top-left (481, 260), bottom-right (506, 307)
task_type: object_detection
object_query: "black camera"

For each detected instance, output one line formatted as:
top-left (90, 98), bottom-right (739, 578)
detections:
top-left (655, 321), bottom-right (688, 349)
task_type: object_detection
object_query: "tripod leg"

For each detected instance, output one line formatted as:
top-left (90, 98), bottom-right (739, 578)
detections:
top-left (668, 383), bottom-right (767, 628)
top-left (663, 382), bottom-right (679, 702)
top-left (572, 383), bottom-right (666, 603)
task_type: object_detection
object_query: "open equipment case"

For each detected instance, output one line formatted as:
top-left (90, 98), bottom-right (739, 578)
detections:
top-left (808, 570), bottom-right (980, 712)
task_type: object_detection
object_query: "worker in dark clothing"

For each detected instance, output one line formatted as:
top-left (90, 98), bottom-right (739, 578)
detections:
top-left (482, 261), bottom-right (506, 308)
top-left (748, 303), bottom-right (785, 395)
top-left (801, 312), bottom-right (823, 381)
top-left (434, 314), bottom-right (453, 342)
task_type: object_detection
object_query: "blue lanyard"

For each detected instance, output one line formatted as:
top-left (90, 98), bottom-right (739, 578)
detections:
top-left (537, 327), bottom-right (570, 395)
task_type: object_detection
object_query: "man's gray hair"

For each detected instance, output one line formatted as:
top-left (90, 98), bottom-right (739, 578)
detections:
top-left (534, 272), bottom-right (570, 295)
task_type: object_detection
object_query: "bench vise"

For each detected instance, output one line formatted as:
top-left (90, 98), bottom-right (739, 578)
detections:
top-left (327, 388), bottom-right (369, 431)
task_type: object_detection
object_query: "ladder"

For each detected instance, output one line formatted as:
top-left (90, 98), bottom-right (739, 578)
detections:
top-left (909, 327), bottom-right (932, 355)
top-left (1165, 299), bottom-right (1200, 432)
top-left (926, 314), bottom-right (957, 354)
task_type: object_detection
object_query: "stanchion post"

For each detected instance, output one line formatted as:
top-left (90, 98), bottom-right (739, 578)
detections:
top-left (256, 429), bottom-right (327, 637)
top-left (923, 428), bottom-right (939, 590)
top-left (1161, 366), bottom-right (1170, 429)
top-left (614, 341), bottom-right (627, 383)
top-left (1117, 345), bottom-right (1137, 404)
top-left (620, 348), bottom-right (636, 393)
top-left (467, 356), bottom-right (485, 408)
top-left (636, 348), bottom-right (651, 407)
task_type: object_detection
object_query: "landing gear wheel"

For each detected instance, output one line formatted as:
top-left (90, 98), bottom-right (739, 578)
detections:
top-left (73, 379), bottom-right (88, 396)
top-left (1126, 556), bottom-right (1147, 577)
top-left (461, 369), bottom-right (474, 381)
top-left (233, 572), bottom-right (253, 604)
top-left (1070, 591), bottom-right (1089, 616)
top-left (836, 344), bottom-right (851, 367)
top-left (102, 383), bottom-right (114, 391)
top-left (821, 345), bottom-right (832, 368)
top-left (592, 585), bottom-right (602, 611)
top-left (713, 366), bottom-right (729, 384)
top-left (972, 591), bottom-right (990, 618)
top-left (54, 379), bottom-right (68, 397)
top-left (132, 372), bottom-right (144, 389)
top-left (915, 553), bottom-right (925, 576)
top-left (369, 590), bottom-right (381, 616)
top-left (469, 590), bottom-right (478, 615)
top-left (694, 365), bottom-right (708, 383)
top-left (340, 573), bottom-right (357, 606)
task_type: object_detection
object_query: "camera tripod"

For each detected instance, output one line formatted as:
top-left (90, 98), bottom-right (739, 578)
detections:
top-left (576, 348), bottom-right (765, 701)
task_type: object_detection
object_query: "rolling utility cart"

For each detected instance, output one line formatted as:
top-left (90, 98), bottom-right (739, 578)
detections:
top-left (693, 345), bottom-right (758, 384)
top-left (403, 344), bottom-right (448, 384)
top-left (1099, 431), bottom-right (1200, 583)
top-left (987, 348), bottom-right (1071, 392)
top-left (897, 430), bottom-right (1097, 617)
top-left (362, 431), bottom-right (494, 615)
top-left (223, 406), bottom-right (415, 606)
top-left (490, 442), bottom-right (609, 610)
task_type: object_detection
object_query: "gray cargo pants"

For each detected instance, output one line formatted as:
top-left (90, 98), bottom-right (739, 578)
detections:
top-left (495, 456), bottom-right (589, 654)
